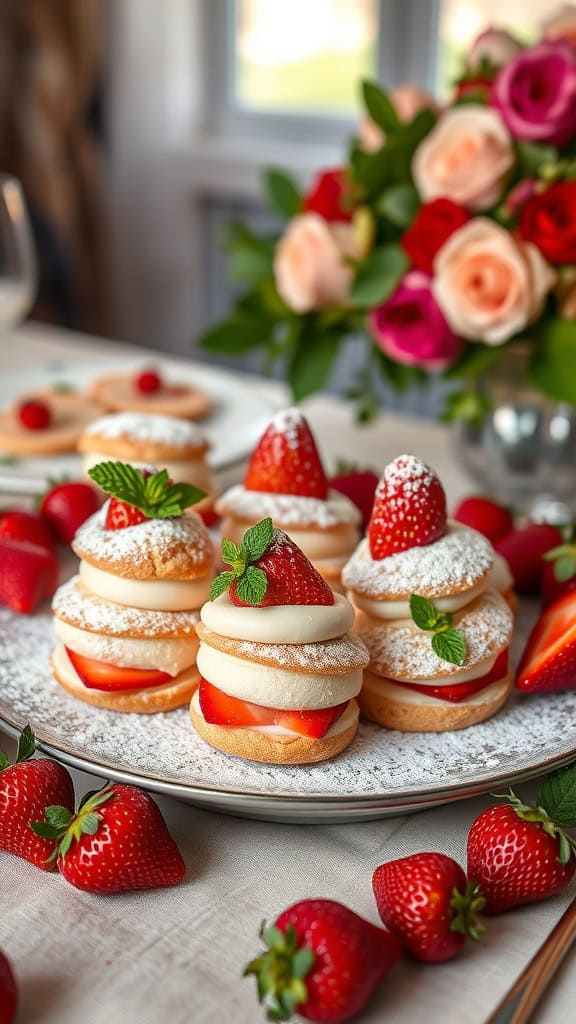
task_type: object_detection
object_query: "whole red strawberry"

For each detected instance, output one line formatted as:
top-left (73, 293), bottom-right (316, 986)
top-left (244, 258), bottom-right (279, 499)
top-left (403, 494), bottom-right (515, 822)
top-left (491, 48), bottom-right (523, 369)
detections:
top-left (467, 768), bottom-right (576, 913)
top-left (453, 496), bottom-right (513, 546)
top-left (372, 852), bottom-right (485, 963)
top-left (329, 468), bottom-right (378, 530)
top-left (40, 480), bottom-right (100, 543)
top-left (244, 899), bottom-right (401, 1023)
top-left (495, 523), bottom-right (562, 594)
top-left (244, 409), bottom-right (328, 500)
top-left (0, 538), bottom-right (59, 613)
top-left (135, 368), bottom-right (162, 394)
top-left (33, 783), bottom-right (185, 893)
top-left (541, 542), bottom-right (576, 608)
top-left (0, 950), bottom-right (18, 1024)
top-left (211, 518), bottom-right (334, 607)
top-left (368, 454), bottom-right (447, 560)
top-left (0, 509), bottom-right (55, 553)
top-left (17, 398), bottom-right (51, 431)
top-left (0, 725), bottom-right (74, 870)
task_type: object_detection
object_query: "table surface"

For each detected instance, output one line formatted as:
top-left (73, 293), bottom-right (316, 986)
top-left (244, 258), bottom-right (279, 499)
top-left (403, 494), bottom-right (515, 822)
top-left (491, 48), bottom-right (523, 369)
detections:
top-left (1, 322), bottom-right (575, 1024)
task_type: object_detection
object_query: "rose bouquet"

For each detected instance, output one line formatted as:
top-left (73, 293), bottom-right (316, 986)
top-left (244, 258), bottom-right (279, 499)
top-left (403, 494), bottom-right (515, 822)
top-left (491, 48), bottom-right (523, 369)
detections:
top-left (198, 9), bottom-right (576, 423)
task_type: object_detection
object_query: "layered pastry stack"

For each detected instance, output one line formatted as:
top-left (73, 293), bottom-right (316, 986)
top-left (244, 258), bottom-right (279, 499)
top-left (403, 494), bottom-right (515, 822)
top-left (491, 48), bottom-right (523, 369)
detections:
top-left (51, 462), bottom-right (213, 713)
top-left (191, 517), bottom-right (369, 763)
top-left (343, 455), bottom-right (514, 732)
top-left (216, 408), bottom-right (361, 591)
top-left (78, 412), bottom-right (218, 524)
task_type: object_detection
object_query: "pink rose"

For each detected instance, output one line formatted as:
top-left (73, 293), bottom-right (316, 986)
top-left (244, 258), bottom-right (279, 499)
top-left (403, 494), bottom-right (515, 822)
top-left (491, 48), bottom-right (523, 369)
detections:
top-left (492, 41), bottom-right (576, 145)
top-left (412, 106), bottom-right (514, 211)
top-left (274, 213), bottom-right (359, 313)
top-left (368, 270), bottom-right (462, 371)
top-left (357, 85), bottom-right (438, 152)
top-left (433, 218), bottom-right (556, 345)
top-left (542, 5), bottom-right (576, 49)
top-left (467, 28), bottom-right (523, 69)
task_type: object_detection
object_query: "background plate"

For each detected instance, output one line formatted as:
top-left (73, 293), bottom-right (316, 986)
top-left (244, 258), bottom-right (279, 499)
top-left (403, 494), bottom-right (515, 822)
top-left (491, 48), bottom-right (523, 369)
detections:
top-left (1, 605), bottom-right (575, 823)
top-left (0, 358), bottom-right (280, 477)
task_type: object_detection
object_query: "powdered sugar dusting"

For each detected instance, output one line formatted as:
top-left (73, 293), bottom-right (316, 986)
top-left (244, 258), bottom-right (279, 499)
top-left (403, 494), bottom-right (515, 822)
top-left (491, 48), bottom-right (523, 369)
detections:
top-left (270, 407), bottom-right (306, 450)
top-left (53, 577), bottom-right (199, 637)
top-left (201, 625), bottom-right (369, 672)
top-left (84, 412), bottom-right (207, 448)
top-left (73, 505), bottom-right (211, 572)
top-left (218, 486), bottom-right (361, 528)
top-left (343, 523), bottom-right (493, 597)
top-left (1, 601), bottom-right (576, 800)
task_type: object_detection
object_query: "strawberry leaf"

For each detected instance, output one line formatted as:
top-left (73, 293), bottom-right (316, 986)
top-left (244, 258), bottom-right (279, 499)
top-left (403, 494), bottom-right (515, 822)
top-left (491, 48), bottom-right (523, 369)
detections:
top-left (31, 821), bottom-right (64, 840)
top-left (242, 517), bottom-right (274, 562)
top-left (44, 805), bottom-right (74, 829)
top-left (16, 723), bottom-right (36, 763)
top-left (555, 555), bottom-right (576, 583)
top-left (432, 629), bottom-right (466, 666)
top-left (235, 566), bottom-right (268, 605)
top-left (210, 571), bottom-right (236, 601)
top-left (409, 594), bottom-right (440, 631)
top-left (80, 812), bottom-right (101, 836)
top-left (537, 763), bottom-right (576, 829)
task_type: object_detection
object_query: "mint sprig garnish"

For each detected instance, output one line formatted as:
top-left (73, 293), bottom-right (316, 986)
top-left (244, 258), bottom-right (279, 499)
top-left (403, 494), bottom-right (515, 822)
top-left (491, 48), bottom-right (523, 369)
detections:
top-left (88, 461), bottom-right (205, 519)
top-left (543, 544), bottom-right (576, 584)
top-left (210, 517), bottom-right (274, 605)
top-left (409, 593), bottom-right (466, 667)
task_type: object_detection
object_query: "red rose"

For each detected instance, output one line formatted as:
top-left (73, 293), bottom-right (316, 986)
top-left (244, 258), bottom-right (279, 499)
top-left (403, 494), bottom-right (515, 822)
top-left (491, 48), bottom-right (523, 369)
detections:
top-left (455, 76), bottom-right (493, 102)
top-left (401, 198), bottom-right (472, 274)
top-left (303, 168), bottom-right (354, 223)
top-left (519, 182), bottom-right (576, 265)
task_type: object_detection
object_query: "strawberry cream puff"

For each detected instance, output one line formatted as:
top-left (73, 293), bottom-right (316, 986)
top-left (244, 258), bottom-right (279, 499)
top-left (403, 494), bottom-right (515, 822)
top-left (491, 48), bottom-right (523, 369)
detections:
top-left (343, 455), bottom-right (514, 732)
top-left (77, 412), bottom-right (218, 525)
top-left (90, 367), bottom-right (211, 420)
top-left (51, 462), bottom-right (213, 713)
top-left (191, 518), bottom-right (369, 763)
top-left (216, 409), bottom-right (361, 591)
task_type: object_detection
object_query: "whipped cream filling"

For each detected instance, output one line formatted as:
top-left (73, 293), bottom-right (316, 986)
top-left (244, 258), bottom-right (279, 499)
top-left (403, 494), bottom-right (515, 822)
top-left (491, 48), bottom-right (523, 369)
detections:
top-left (191, 690), bottom-right (357, 738)
top-left (353, 576), bottom-right (488, 621)
top-left (196, 643), bottom-right (362, 709)
top-left (82, 452), bottom-right (214, 492)
top-left (54, 619), bottom-right (199, 675)
top-left (217, 486), bottom-right (361, 529)
top-left (79, 561), bottom-right (211, 611)
top-left (366, 673), bottom-right (509, 707)
top-left (201, 591), bottom-right (354, 644)
top-left (488, 553), bottom-right (514, 595)
top-left (53, 643), bottom-right (199, 694)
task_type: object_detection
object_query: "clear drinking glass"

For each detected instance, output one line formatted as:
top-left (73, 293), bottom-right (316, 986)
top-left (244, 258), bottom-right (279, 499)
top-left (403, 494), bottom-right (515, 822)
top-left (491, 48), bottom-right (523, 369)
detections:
top-left (0, 175), bottom-right (37, 331)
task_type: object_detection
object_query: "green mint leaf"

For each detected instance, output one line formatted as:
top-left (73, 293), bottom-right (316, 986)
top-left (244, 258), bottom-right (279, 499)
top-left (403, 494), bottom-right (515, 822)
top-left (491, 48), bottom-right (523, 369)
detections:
top-left (144, 469), bottom-right (170, 506)
top-left (432, 629), bottom-right (466, 667)
top-left (16, 724), bottom-right (36, 763)
top-left (44, 805), bottom-right (74, 829)
top-left (242, 518), bottom-right (274, 562)
top-left (210, 571), bottom-right (236, 601)
top-left (537, 763), bottom-right (576, 828)
top-left (158, 482), bottom-right (206, 514)
top-left (409, 594), bottom-right (440, 631)
top-left (235, 566), bottom-right (268, 606)
top-left (435, 611), bottom-right (454, 632)
top-left (89, 461), bottom-right (147, 508)
top-left (222, 539), bottom-right (242, 566)
top-left (555, 555), bottom-right (576, 584)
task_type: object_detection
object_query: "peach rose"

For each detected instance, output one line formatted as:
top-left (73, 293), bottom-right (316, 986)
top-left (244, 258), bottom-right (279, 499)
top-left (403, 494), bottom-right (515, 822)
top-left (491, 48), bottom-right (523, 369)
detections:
top-left (412, 106), bottom-right (514, 211)
top-left (542, 4), bottom-right (576, 48)
top-left (433, 218), bottom-right (556, 345)
top-left (274, 213), bottom-right (359, 313)
top-left (357, 85), bottom-right (439, 152)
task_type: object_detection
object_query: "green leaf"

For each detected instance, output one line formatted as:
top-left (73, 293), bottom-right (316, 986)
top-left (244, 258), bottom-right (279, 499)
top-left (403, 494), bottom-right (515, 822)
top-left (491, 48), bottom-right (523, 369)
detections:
top-left (529, 320), bottom-right (576, 404)
top-left (361, 80), bottom-right (400, 133)
top-left (44, 805), bottom-right (74, 829)
top-left (377, 184), bottom-right (420, 228)
top-left (235, 565), bottom-right (268, 605)
top-left (145, 469), bottom-right (170, 505)
top-left (432, 629), bottom-right (466, 666)
top-left (555, 555), bottom-right (576, 583)
top-left (160, 482), bottom-right (205, 514)
top-left (515, 141), bottom-right (559, 178)
top-left (292, 947), bottom-right (315, 978)
top-left (222, 539), bottom-right (242, 566)
top-left (80, 813), bottom-right (101, 836)
top-left (0, 753), bottom-right (9, 771)
top-left (409, 594), bottom-right (440, 631)
top-left (210, 571), bottom-right (236, 601)
top-left (16, 724), bottom-right (36, 763)
top-left (349, 245), bottom-right (407, 308)
top-left (242, 518), bottom-right (274, 562)
top-left (225, 223), bottom-right (277, 284)
top-left (31, 821), bottom-right (63, 840)
top-left (89, 461), bottom-right (146, 506)
top-left (441, 389), bottom-right (492, 428)
top-left (537, 763), bottom-right (576, 828)
top-left (288, 332), bottom-right (341, 402)
top-left (89, 461), bottom-right (204, 519)
top-left (197, 315), bottom-right (274, 355)
top-left (0, 454), bottom-right (19, 466)
top-left (264, 168), bottom-right (302, 219)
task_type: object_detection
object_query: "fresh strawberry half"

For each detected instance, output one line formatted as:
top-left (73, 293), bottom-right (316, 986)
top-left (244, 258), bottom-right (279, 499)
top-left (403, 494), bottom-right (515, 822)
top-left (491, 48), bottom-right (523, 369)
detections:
top-left (32, 783), bottom-right (185, 894)
top-left (244, 408), bottom-right (328, 499)
top-left (134, 368), bottom-right (162, 394)
top-left (40, 480), bottom-right (101, 543)
top-left (65, 648), bottom-right (172, 692)
top-left (244, 899), bottom-right (401, 1023)
top-left (373, 852), bottom-right (485, 963)
top-left (541, 541), bottom-right (576, 608)
top-left (199, 679), bottom-right (348, 739)
top-left (17, 398), bottom-right (51, 431)
top-left (105, 498), bottom-right (148, 530)
top-left (88, 461), bottom-right (205, 532)
top-left (0, 509), bottom-right (55, 553)
top-left (495, 523), bottom-right (563, 595)
top-left (210, 518), bottom-right (334, 607)
top-left (368, 454), bottom-right (447, 560)
top-left (516, 590), bottom-right (576, 693)
top-left (453, 495), bottom-right (514, 545)
top-left (328, 468), bottom-right (379, 530)
top-left (394, 650), bottom-right (509, 704)
top-left (0, 538), bottom-right (59, 613)
top-left (0, 950), bottom-right (18, 1024)
top-left (0, 725), bottom-right (74, 870)
top-left (467, 766), bottom-right (576, 913)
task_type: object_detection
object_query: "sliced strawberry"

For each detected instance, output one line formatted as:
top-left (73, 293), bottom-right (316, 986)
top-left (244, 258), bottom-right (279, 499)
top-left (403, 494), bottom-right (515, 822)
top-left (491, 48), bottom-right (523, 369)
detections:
top-left (453, 495), bottom-right (513, 545)
top-left (368, 454), bottom-right (447, 560)
top-left (495, 523), bottom-right (563, 595)
top-left (105, 498), bottom-right (148, 530)
top-left (65, 648), bottom-right (172, 692)
top-left (394, 650), bottom-right (509, 703)
top-left (516, 591), bottom-right (576, 693)
top-left (0, 509), bottom-right (55, 552)
top-left (230, 529), bottom-right (334, 607)
top-left (328, 470), bottom-right (379, 530)
top-left (199, 678), bottom-right (348, 738)
top-left (0, 539), bottom-right (59, 613)
top-left (244, 409), bottom-right (328, 499)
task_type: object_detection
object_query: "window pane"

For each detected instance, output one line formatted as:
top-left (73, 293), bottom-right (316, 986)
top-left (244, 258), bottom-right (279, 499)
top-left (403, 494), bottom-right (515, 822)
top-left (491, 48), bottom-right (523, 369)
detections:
top-left (234, 0), bottom-right (378, 115)
top-left (438, 0), bottom-right (558, 96)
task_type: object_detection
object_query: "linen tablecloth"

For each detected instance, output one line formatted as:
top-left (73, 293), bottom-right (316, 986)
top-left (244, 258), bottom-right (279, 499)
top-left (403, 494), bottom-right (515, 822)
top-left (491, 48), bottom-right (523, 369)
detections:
top-left (1, 323), bottom-right (575, 1023)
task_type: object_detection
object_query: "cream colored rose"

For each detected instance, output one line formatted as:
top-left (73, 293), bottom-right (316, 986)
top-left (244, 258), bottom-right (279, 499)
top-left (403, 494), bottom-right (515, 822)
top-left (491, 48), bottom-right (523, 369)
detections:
top-left (412, 106), bottom-right (514, 211)
top-left (358, 85), bottom-right (438, 153)
top-left (274, 213), bottom-right (359, 313)
top-left (433, 218), bottom-right (556, 345)
top-left (543, 4), bottom-right (576, 48)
